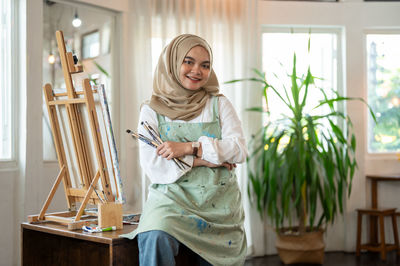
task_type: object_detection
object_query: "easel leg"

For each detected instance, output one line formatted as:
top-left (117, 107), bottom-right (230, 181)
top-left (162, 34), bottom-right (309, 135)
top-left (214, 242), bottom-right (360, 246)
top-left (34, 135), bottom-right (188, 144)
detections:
top-left (75, 170), bottom-right (101, 222)
top-left (38, 166), bottom-right (67, 220)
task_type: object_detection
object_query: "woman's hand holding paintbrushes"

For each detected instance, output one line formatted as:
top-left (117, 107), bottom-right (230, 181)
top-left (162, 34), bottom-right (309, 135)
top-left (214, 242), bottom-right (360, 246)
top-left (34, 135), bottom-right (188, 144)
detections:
top-left (126, 124), bottom-right (190, 170)
top-left (141, 121), bottom-right (191, 169)
top-left (156, 141), bottom-right (194, 160)
top-left (126, 129), bottom-right (184, 170)
top-left (128, 121), bottom-right (235, 171)
top-left (142, 121), bottom-right (194, 162)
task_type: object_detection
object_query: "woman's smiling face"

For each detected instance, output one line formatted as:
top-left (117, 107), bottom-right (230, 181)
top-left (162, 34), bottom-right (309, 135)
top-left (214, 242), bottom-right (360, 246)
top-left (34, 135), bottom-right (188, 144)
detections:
top-left (179, 45), bottom-right (211, 91)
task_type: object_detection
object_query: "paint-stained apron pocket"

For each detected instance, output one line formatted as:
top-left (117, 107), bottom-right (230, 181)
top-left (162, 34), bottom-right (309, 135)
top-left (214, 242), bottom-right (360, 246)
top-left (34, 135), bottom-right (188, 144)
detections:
top-left (176, 167), bottom-right (231, 209)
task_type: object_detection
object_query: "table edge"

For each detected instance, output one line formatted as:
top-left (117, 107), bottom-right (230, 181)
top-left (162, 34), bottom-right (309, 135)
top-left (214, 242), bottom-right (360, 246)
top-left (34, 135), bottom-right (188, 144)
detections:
top-left (21, 222), bottom-right (135, 245)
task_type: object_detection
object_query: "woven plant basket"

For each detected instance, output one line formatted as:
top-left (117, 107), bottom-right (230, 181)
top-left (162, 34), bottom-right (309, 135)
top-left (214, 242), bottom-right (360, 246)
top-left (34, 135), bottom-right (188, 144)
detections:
top-left (276, 229), bottom-right (325, 265)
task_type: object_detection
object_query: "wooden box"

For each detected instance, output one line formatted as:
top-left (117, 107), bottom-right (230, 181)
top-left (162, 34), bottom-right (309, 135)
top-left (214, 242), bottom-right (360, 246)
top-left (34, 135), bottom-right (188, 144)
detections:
top-left (98, 202), bottom-right (123, 229)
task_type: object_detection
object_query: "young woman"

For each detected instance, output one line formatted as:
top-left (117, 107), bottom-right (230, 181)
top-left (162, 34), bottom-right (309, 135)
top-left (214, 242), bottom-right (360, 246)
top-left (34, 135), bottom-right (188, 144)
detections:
top-left (121, 34), bottom-right (247, 266)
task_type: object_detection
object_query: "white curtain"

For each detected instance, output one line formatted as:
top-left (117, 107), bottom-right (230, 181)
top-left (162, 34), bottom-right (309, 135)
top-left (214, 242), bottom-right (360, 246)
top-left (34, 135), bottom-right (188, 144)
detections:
top-left (124, 0), bottom-right (266, 257)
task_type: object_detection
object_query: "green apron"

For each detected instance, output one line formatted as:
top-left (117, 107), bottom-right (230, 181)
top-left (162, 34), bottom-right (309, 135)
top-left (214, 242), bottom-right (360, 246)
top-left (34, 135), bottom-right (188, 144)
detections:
top-left (121, 97), bottom-right (247, 265)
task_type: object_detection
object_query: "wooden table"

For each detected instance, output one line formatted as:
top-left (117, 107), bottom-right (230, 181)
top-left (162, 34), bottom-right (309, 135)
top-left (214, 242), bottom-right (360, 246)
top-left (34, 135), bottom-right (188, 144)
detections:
top-left (22, 222), bottom-right (139, 266)
top-left (22, 222), bottom-right (199, 265)
top-left (366, 174), bottom-right (400, 244)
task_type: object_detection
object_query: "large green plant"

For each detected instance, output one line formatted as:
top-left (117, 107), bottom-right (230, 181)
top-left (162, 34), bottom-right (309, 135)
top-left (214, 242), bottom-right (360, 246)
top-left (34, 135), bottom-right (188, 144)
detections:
top-left (228, 50), bottom-right (375, 234)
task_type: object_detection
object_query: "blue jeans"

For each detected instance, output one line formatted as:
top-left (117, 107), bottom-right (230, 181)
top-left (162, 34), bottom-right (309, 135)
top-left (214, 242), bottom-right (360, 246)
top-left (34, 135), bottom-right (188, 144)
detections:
top-left (137, 230), bottom-right (212, 266)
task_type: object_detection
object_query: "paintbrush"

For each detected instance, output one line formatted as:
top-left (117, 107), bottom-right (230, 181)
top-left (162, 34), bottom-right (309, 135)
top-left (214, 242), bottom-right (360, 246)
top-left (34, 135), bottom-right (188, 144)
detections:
top-left (141, 122), bottom-right (187, 168)
top-left (127, 129), bottom-right (187, 170)
top-left (127, 130), bottom-right (159, 149)
top-left (143, 121), bottom-right (163, 145)
top-left (132, 130), bottom-right (185, 170)
top-left (90, 184), bottom-right (105, 203)
top-left (141, 122), bottom-right (161, 144)
top-left (140, 123), bottom-right (191, 168)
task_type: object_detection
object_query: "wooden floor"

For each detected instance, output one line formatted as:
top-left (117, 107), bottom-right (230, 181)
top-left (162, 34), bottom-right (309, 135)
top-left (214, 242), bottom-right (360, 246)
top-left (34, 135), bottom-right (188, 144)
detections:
top-left (245, 252), bottom-right (400, 266)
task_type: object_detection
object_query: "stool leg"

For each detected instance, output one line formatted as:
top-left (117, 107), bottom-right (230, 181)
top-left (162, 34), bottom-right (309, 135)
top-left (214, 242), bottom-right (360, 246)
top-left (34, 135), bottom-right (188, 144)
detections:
top-left (391, 214), bottom-right (400, 255)
top-left (379, 214), bottom-right (386, 261)
top-left (356, 212), bottom-right (362, 256)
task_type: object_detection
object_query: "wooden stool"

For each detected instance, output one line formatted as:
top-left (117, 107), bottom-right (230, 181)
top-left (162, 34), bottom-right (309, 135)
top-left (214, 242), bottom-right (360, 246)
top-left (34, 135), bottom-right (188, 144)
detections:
top-left (356, 208), bottom-right (399, 260)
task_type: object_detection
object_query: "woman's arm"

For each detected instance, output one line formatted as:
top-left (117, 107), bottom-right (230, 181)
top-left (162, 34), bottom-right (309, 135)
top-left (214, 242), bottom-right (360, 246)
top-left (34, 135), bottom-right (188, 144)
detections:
top-left (139, 105), bottom-right (234, 184)
top-left (155, 97), bottom-right (247, 165)
top-left (138, 105), bottom-right (193, 184)
top-left (155, 142), bottom-right (236, 171)
top-left (156, 141), bottom-right (192, 160)
top-left (193, 157), bottom-right (236, 171)
top-left (198, 96), bottom-right (248, 164)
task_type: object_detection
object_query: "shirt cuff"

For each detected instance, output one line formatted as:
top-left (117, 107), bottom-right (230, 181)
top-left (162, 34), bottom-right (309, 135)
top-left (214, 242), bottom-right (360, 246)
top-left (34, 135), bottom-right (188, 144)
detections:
top-left (198, 136), bottom-right (219, 164)
top-left (175, 154), bottom-right (194, 178)
top-left (180, 154), bottom-right (194, 169)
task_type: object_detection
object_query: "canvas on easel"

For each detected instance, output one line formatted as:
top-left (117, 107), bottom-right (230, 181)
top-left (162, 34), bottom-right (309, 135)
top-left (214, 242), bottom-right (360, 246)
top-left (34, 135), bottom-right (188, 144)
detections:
top-left (28, 30), bottom-right (124, 230)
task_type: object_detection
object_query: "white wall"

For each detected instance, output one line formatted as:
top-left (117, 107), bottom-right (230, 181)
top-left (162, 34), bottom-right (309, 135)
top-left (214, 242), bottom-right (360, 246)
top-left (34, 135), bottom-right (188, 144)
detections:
top-left (258, 0), bottom-right (400, 254)
top-left (0, 170), bottom-right (16, 266)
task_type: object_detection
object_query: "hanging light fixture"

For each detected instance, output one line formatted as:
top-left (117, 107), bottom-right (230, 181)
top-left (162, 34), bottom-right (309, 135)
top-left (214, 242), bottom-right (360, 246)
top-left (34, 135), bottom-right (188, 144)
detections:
top-left (72, 9), bottom-right (82, 28)
top-left (48, 38), bottom-right (56, 64)
top-left (48, 53), bottom-right (56, 64)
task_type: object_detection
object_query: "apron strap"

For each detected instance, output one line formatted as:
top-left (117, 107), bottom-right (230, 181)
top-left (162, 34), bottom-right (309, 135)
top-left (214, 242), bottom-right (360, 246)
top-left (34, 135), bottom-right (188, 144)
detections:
top-left (156, 112), bottom-right (166, 125)
top-left (212, 96), bottom-right (220, 122)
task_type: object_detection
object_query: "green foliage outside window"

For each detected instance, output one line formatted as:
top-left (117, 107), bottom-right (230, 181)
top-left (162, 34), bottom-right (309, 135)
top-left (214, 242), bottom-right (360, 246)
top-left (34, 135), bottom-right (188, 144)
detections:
top-left (367, 35), bottom-right (400, 153)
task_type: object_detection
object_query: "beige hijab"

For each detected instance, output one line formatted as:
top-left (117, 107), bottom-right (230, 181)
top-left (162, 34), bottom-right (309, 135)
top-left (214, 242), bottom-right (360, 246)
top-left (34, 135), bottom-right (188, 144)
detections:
top-left (149, 34), bottom-right (220, 121)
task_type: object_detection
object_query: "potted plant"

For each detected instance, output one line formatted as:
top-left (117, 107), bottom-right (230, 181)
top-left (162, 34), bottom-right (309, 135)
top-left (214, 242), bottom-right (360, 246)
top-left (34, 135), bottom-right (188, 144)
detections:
top-left (228, 45), bottom-right (374, 264)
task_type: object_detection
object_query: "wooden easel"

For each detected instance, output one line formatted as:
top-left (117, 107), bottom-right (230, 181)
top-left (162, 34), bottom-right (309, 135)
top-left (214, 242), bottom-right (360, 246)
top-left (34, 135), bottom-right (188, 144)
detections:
top-left (28, 30), bottom-right (120, 230)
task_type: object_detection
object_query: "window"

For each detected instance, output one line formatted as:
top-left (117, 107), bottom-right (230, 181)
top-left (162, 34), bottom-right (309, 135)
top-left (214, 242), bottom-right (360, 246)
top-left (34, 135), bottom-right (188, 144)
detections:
top-left (82, 30), bottom-right (100, 59)
top-left (151, 37), bottom-right (172, 75)
top-left (367, 34), bottom-right (400, 153)
top-left (261, 28), bottom-right (341, 125)
top-left (0, 0), bottom-right (13, 161)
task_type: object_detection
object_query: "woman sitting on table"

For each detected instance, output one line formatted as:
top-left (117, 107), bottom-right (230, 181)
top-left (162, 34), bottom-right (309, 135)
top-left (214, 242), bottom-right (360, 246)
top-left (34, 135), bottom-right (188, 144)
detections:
top-left (121, 34), bottom-right (248, 266)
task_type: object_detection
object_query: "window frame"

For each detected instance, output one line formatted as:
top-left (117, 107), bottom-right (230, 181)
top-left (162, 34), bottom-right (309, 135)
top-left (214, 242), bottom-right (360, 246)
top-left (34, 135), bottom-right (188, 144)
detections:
top-left (0, 0), bottom-right (17, 168)
top-left (260, 25), bottom-right (345, 120)
top-left (81, 29), bottom-right (101, 60)
top-left (364, 28), bottom-right (400, 157)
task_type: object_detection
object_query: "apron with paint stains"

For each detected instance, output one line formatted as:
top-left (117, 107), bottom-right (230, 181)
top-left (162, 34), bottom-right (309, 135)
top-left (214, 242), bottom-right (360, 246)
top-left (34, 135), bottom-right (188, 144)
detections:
top-left (121, 97), bottom-right (247, 266)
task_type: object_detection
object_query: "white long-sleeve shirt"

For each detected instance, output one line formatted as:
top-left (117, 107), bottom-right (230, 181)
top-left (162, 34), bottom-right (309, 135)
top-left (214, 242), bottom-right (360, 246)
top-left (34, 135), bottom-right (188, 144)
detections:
top-left (138, 96), bottom-right (248, 184)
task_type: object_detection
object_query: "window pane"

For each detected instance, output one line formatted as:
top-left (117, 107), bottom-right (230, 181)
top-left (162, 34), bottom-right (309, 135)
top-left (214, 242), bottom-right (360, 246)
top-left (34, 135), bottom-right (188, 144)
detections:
top-left (367, 34), bottom-right (400, 153)
top-left (0, 0), bottom-right (12, 160)
top-left (82, 31), bottom-right (100, 59)
top-left (262, 32), bottom-right (338, 126)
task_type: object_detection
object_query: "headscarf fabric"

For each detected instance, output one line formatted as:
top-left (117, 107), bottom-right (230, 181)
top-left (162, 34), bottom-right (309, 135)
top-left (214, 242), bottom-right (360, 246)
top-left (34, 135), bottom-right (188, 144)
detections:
top-left (149, 34), bottom-right (220, 121)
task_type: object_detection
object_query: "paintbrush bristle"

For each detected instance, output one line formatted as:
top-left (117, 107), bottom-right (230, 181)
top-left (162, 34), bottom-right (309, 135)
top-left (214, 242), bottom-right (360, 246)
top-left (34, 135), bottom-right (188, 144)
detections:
top-left (126, 129), bottom-right (131, 133)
